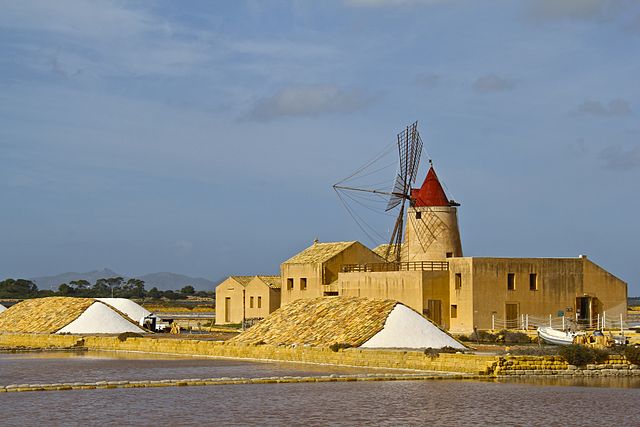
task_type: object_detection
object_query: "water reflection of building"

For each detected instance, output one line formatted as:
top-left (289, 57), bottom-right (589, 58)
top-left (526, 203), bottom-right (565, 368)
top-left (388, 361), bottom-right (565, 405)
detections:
top-left (216, 165), bottom-right (627, 333)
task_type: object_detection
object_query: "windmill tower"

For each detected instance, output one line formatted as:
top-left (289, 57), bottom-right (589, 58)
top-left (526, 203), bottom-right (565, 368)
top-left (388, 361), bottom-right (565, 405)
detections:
top-left (404, 162), bottom-right (462, 261)
top-left (334, 121), bottom-right (461, 263)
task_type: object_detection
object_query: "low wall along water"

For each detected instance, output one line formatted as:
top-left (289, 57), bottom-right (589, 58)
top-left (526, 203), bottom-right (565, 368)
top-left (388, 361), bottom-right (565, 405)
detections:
top-left (1, 333), bottom-right (639, 381)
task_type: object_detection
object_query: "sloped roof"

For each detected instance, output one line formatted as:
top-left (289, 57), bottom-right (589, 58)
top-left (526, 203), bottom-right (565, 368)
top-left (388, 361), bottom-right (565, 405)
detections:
top-left (255, 276), bottom-right (281, 289)
top-left (373, 244), bottom-right (403, 261)
top-left (230, 276), bottom-right (255, 287)
top-left (0, 297), bottom-right (95, 333)
top-left (283, 241), bottom-right (356, 264)
top-left (230, 297), bottom-right (398, 348)
top-left (411, 166), bottom-right (450, 207)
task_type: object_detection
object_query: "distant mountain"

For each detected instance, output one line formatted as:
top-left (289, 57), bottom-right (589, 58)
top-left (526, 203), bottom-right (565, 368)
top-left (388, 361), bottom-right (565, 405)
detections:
top-left (137, 272), bottom-right (219, 292)
top-left (29, 269), bottom-right (219, 292)
top-left (31, 268), bottom-right (120, 291)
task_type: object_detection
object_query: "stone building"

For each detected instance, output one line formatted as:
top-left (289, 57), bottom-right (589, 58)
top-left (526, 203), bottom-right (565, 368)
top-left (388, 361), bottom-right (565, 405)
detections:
top-left (278, 165), bottom-right (627, 333)
top-left (216, 164), bottom-right (627, 333)
top-left (215, 276), bottom-right (280, 325)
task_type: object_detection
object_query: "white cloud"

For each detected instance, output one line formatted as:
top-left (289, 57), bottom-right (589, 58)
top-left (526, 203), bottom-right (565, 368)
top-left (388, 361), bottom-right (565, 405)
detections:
top-left (472, 75), bottom-right (515, 93)
top-left (247, 85), bottom-right (373, 120)
top-left (578, 98), bottom-right (632, 116)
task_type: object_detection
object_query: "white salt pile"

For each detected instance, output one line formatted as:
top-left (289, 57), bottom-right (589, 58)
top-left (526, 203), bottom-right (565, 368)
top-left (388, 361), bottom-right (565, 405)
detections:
top-left (97, 298), bottom-right (151, 324)
top-left (57, 302), bottom-right (146, 334)
top-left (360, 304), bottom-right (465, 349)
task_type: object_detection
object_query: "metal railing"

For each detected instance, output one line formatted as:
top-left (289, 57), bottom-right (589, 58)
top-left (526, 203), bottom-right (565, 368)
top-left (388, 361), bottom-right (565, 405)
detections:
top-left (341, 261), bottom-right (449, 273)
top-left (490, 312), bottom-right (630, 332)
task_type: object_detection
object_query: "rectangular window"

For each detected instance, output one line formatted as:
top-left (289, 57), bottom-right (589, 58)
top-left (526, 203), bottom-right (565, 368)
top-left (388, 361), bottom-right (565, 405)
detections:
top-left (257, 296), bottom-right (262, 308)
top-left (249, 296), bottom-right (254, 308)
top-left (446, 252), bottom-right (453, 258)
top-left (287, 278), bottom-right (294, 290)
top-left (415, 211), bottom-right (422, 219)
top-left (507, 273), bottom-right (515, 291)
top-left (450, 305), bottom-right (458, 318)
top-left (300, 278), bottom-right (307, 290)
top-left (529, 273), bottom-right (537, 291)
top-left (455, 273), bottom-right (462, 290)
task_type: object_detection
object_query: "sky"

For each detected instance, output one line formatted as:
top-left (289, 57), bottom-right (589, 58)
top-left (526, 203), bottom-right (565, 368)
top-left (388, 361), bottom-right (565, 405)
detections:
top-left (0, 0), bottom-right (639, 294)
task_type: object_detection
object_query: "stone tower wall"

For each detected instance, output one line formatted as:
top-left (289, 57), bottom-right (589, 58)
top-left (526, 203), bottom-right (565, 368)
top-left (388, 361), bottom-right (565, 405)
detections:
top-left (404, 205), bottom-right (463, 261)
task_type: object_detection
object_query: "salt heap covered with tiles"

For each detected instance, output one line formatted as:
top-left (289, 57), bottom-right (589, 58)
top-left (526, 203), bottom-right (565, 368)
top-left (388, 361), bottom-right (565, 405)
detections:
top-left (0, 297), bottom-right (146, 334)
top-left (231, 296), bottom-right (465, 350)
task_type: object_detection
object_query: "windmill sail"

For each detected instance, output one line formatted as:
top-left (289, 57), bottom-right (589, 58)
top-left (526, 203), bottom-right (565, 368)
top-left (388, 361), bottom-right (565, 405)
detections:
top-left (333, 120), bottom-right (425, 261)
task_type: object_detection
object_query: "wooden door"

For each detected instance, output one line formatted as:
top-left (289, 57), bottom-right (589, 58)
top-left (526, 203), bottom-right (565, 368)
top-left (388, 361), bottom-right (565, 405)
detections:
top-left (225, 297), bottom-right (231, 323)
top-left (427, 300), bottom-right (442, 326)
top-left (505, 303), bottom-right (519, 329)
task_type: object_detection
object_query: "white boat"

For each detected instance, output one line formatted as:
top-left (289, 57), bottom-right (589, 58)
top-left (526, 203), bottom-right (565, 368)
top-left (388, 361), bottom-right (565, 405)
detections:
top-left (537, 326), bottom-right (583, 345)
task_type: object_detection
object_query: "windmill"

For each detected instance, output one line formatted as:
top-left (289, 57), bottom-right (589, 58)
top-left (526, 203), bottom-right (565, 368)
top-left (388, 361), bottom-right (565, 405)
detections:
top-left (333, 121), bottom-right (423, 263)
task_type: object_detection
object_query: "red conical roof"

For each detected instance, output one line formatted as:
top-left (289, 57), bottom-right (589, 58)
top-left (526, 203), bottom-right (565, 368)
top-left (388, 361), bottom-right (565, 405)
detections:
top-left (411, 166), bottom-right (451, 207)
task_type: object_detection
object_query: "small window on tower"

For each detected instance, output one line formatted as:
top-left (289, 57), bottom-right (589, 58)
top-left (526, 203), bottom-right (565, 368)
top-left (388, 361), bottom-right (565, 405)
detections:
top-left (446, 252), bottom-right (453, 258)
top-left (455, 273), bottom-right (462, 290)
top-left (507, 273), bottom-right (515, 291)
top-left (415, 211), bottom-right (422, 219)
top-left (529, 274), bottom-right (538, 291)
top-left (257, 296), bottom-right (262, 308)
top-left (287, 278), bottom-right (294, 290)
top-left (249, 296), bottom-right (254, 308)
top-left (451, 305), bottom-right (458, 318)
top-left (300, 278), bottom-right (307, 290)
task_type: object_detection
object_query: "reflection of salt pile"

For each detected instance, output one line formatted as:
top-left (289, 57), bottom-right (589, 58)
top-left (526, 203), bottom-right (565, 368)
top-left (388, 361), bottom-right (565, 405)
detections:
top-left (97, 298), bottom-right (151, 323)
top-left (232, 297), bottom-right (465, 350)
top-left (0, 297), bottom-right (145, 334)
top-left (0, 303), bottom-right (6, 313)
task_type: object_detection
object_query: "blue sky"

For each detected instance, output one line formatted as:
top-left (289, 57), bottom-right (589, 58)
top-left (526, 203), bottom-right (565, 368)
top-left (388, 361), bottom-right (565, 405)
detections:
top-left (1, 0), bottom-right (639, 294)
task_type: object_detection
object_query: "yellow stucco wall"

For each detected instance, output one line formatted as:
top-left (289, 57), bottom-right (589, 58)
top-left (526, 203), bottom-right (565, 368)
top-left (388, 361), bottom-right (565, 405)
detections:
top-left (582, 258), bottom-right (627, 320)
top-left (337, 270), bottom-right (449, 327)
top-left (215, 278), bottom-right (246, 325)
top-left (405, 206), bottom-right (463, 262)
top-left (281, 242), bottom-right (384, 305)
top-left (245, 279), bottom-right (281, 319)
top-left (447, 257), bottom-right (627, 333)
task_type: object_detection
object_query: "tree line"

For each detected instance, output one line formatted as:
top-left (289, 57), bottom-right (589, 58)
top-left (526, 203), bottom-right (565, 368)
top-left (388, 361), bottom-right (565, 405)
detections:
top-left (0, 277), bottom-right (212, 300)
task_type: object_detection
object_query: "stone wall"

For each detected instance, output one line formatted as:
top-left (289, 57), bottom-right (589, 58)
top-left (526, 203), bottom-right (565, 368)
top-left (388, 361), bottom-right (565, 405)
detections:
top-left (495, 354), bottom-right (640, 377)
top-left (0, 333), bottom-right (497, 374)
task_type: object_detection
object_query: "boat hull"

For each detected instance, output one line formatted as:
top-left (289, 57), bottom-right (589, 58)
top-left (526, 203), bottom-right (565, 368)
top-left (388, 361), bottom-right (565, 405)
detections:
top-left (537, 327), bottom-right (576, 345)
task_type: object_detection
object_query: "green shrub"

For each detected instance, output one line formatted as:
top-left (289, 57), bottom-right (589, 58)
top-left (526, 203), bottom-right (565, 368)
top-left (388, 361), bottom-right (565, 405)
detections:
top-left (117, 332), bottom-right (143, 342)
top-left (558, 344), bottom-right (610, 366)
top-left (424, 346), bottom-right (461, 358)
top-left (624, 345), bottom-right (640, 364)
top-left (503, 331), bottom-right (530, 344)
top-left (329, 342), bottom-right (352, 352)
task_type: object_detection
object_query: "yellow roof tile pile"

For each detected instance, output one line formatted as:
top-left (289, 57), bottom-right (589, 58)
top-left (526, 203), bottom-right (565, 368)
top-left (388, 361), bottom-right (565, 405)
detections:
top-left (0, 297), bottom-right (95, 333)
top-left (373, 244), bottom-right (403, 261)
top-left (256, 276), bottom-right (281, 289)
top-left (231, 296), bottom-right (398, 348)
top-left (283, 241), bottom-right (356, 264)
